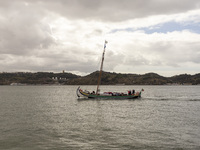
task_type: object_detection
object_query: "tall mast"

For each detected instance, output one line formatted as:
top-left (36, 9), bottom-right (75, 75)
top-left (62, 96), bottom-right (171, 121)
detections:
top-left (96, 41), bottom-right (107, 94)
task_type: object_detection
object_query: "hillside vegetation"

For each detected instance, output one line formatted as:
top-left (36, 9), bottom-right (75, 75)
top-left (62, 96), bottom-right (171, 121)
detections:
top-left (0, 72), bottom-right (79, 85)
top-left (0, 71), bottom-right (200, 85)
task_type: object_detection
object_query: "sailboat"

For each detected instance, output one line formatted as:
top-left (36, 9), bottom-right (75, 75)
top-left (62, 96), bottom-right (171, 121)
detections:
top-left (76, 41), bottom-right (144, 99)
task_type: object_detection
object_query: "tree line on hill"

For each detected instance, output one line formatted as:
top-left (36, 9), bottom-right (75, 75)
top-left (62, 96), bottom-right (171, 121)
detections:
top-left (0, 71), bottom-right (200, 85)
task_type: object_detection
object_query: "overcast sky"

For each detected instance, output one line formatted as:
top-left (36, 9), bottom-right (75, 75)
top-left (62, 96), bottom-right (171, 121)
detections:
top-left (0, 0), bottom-right (200, 76)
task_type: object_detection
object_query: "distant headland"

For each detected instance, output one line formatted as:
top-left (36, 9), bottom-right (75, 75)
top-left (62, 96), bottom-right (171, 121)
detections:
top-left (0, 71), bottom-right (200, 85)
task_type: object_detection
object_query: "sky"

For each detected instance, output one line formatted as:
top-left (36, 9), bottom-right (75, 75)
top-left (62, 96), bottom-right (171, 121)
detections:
top-left (0, 0), bottom-right (200, 77)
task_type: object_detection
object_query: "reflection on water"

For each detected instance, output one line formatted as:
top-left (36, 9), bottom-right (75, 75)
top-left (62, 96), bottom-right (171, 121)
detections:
top-left (0, 85), bottom-right (200, 150)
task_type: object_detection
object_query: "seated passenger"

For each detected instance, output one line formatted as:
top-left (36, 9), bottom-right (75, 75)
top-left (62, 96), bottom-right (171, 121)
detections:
top-left (128, 90), bottom-right (131, 95)
top-left (132, 90), bottom-right (135, 95)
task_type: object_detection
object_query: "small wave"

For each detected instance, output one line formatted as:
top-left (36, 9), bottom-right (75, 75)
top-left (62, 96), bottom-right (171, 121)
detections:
top-left (143, 97), bottom-right (173, 101)
top-left (143, 97), bottom-right (195, 101)
top-left (143, 97), bottom-right (200, 102)
top-left (189, 99), bottom-right (200, 101)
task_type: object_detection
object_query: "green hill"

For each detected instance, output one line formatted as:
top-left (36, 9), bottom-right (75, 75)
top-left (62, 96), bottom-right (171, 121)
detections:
top-left (1, 71), bottom-right (200, 85)
top-left (0, 72), bottom-right (80, 85)
top-left (67, 71), bottom-right (200, 85)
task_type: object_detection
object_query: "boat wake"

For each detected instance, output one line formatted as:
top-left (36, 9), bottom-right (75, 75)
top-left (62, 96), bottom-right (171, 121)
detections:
top-left (144, 97), bottom-right (200, 101)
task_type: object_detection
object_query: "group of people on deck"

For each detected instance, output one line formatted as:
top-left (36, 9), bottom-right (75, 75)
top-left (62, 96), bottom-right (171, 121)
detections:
top-left (86, 89), bottom-right (136, 96)
top-left (128, 90), bottom-right (135, 95)
top-left (88, 89), bottom-right (135, 96)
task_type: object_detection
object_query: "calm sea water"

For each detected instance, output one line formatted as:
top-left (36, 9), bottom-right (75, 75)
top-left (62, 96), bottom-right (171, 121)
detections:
top-left (0, 85), bottom-right (200, 150)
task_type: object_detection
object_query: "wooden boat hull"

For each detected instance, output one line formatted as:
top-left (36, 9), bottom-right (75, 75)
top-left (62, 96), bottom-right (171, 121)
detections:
top-left (77, 87), bottom-right (141, 99)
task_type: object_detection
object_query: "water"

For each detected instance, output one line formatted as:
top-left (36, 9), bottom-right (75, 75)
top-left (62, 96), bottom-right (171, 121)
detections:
top-left (0, 85), bottom-right (200, 150)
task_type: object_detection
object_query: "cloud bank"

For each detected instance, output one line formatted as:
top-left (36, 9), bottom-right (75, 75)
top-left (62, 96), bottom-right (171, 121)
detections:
top-left (0, 0), bottom-right (200, 76)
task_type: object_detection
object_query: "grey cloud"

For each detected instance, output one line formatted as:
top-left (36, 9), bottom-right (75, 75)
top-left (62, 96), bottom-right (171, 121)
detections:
top-left (0, 0), bottom-right (200, 75)
top-left (0, 0), bottom-right (55, 55)
top-left (0, 51), bottom-right (99, 73)
top-left (0, 0), bottom-right (199, 56)
top-left (38, 0), bottom-right (200, 21)
top-left (151, 41), bottom-right (200, 64)
top-left (112, 39), bottom-right (200, 70)
top-left (2, 0), bottom-right (198, 22)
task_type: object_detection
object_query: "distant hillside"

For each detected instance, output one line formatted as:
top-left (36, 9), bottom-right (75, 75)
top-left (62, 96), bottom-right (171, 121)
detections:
top-left (0, 72), bottom-right (80, 85)
top-left (0, 71), bottom-right (200, 85)
top-left (67, 71), bottom-right (200, 85)
top-left (169, 73), bottom-right (200, 85)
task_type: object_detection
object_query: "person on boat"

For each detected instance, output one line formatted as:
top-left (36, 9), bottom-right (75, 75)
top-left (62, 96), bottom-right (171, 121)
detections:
top-left (132, 90), bottom-right (135, 95)
top-left (128, 90), bottom-right (131, 95)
